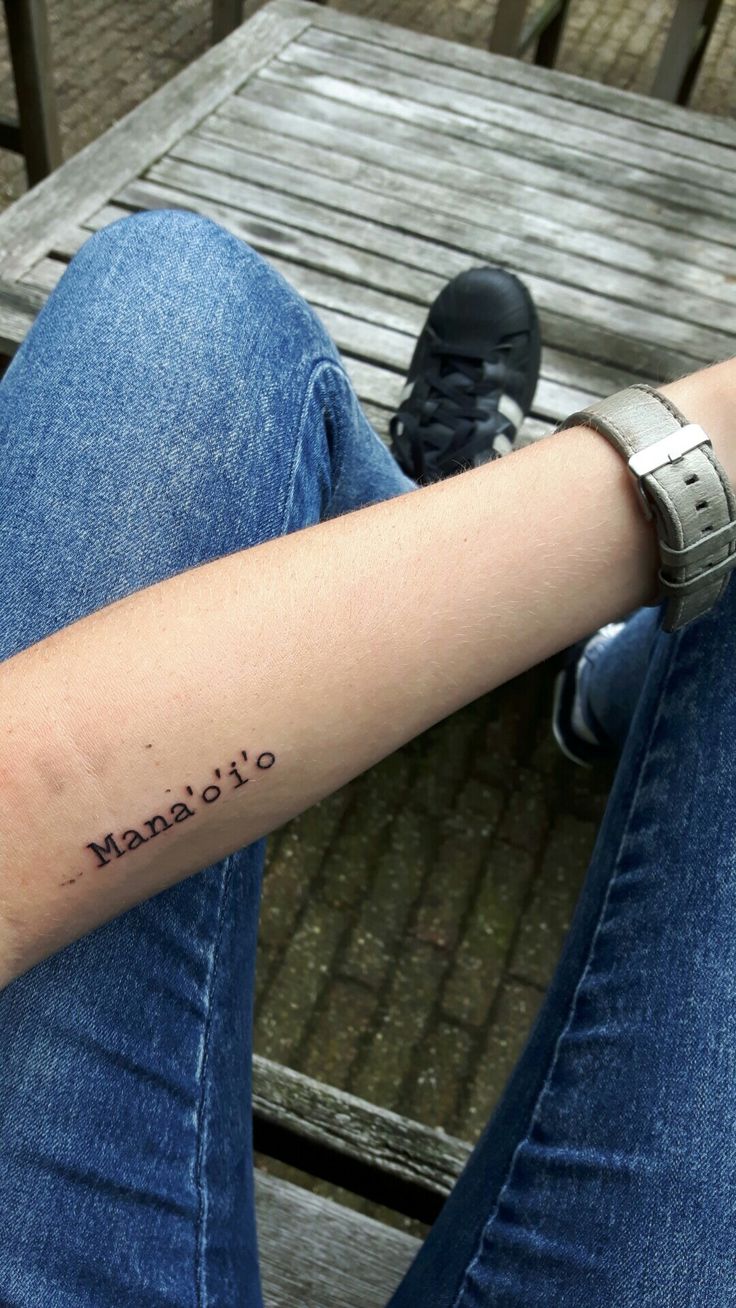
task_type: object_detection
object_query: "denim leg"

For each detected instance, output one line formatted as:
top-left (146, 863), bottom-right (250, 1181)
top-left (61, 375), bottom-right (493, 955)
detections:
top-left (0, 210), bottom-right (412, 1308)
top-left (580, 605), bottom-right (664, 753)
top-left (388, 587), bottom-right (736, 1306)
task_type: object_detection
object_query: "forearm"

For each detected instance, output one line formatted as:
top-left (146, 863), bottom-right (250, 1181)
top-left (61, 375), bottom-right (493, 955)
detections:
top-left (1, 359), bottom-right (734, 985)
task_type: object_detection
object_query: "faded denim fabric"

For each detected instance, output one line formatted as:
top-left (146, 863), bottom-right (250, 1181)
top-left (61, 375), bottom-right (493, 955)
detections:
top-left (1, 210), bottom-right (734, 1308)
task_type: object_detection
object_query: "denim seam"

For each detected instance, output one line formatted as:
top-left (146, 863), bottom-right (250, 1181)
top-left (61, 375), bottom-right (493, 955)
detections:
top-left (450, 629), bottom-right (682, 1308)
top-left (279, 356), bottom-right (351, 535)
top-left (192, 855), bottom-right (234, 1308)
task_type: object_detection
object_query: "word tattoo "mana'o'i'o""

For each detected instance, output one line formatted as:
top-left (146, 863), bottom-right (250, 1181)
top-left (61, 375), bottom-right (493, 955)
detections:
top-left (60, 748), bottom-right (277, 887)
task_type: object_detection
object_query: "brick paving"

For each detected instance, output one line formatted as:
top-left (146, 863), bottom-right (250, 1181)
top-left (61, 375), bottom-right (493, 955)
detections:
top-left (255, 672), bottom-right (615, 1140)
top-left (3, 0), bottom-right (733, 1231)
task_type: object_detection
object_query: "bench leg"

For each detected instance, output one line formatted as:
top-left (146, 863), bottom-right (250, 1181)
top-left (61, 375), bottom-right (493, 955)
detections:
top-left (3, 0), bottom-right (61, 187)
top-left (211, 0), bottom-right (244, 44)
top-left (489, 0), bottom-right (532, 55)
top-left (534, 0), bottom-right (571, 67)
top-left (674, 0), bottom-right (723, 104)
top-left (650, 0), bottom-right (721, 103)
top-left (211, 0), bottom-right (328, 44)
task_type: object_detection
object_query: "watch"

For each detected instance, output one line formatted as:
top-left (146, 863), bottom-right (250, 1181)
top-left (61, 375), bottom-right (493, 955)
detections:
top-left (556, 383), bottom-right (736, 632)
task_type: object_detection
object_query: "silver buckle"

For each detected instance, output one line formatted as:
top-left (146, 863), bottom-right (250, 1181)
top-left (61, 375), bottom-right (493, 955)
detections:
top-left (627, 423), bottom-right (711, 520)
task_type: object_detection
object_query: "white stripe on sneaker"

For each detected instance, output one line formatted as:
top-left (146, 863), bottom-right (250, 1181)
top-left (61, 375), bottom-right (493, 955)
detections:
top-left (497, 392), bottom-right (524, 433)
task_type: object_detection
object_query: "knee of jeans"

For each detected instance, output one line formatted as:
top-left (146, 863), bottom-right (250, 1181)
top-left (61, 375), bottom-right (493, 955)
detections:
top-left (71, 208), bottom-right (340, 370)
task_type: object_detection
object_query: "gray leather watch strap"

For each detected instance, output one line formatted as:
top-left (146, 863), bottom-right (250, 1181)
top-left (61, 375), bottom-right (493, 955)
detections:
top-left (557, 383), bottom-right (736, 632)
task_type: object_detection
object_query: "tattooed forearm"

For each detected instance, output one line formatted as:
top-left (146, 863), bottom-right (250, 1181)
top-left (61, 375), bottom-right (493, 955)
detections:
top-left (60, 747), bottom-right (276, 887)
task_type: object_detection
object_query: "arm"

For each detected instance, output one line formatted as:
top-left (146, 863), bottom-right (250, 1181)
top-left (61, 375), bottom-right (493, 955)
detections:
top-left (1, 360), bottom-right (734, 986)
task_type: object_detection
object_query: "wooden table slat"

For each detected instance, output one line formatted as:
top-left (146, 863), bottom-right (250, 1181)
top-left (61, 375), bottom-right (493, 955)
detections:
top-left (301, 25), bottom-right (736, 178)
top-left (207, 98), bottom-right (736, 311)
top-left (256, 1169), bottom-right (418, 1307)
top-left (161, 138), bottom-right (736, 364)
top-left (256, 59), bottom-right (736, 246)
top-left (300, 0), bottom-right (736, 150)
top-left (253, 1054), bottom-right (470, 1195)
top-left (281, 38), bottom-right (736, 207)
top-left (119, 168), bottom-right (718, 383)
top-left (142, 173), bottom-right (722, 378)
top-left (0, 262), bottom-right (584, 428)
top-left (233, 75), bottom-right (736, 283)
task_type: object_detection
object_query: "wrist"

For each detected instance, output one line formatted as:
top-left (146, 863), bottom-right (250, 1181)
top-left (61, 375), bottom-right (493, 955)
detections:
top-left (659, 356), bottom-right (736, 490)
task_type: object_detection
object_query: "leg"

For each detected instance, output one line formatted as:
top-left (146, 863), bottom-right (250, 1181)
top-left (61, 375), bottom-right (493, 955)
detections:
top-left (488, 0), bottom-right (531, 54)
top-left (211, 0), bottom-right (243, 44)
top-left (388, 588), bottom-right (736, 1303)
top-left (3, 0), bottom-right (62, 185)
top-left (0, 210), bottom-right (412, 1306)
top-left (650, 0), bottom-right (715, 103)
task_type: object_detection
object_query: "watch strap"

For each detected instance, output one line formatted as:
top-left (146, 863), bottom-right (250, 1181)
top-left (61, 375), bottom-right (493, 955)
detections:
top-left (558, 383), bottom-right (736, 632)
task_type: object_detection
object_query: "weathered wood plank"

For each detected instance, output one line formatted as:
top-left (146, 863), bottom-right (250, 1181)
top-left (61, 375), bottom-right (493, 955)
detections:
top-left (256, 1169), bottom-right (418, 1307)
top-left (254, 61), bottom-right (736, 251)
top-left (118, 173), bottom-right (726, 381)
top-left (302, 24), bottom-right (736, 176)
top-left (163, 138), bottom-right (736, 364)
top-left (359, 399), bottom-right (394, 441)
top-left (0, 1), bottom-right (314, 279)
top-left (233, 74), bottom-right (736, 286)
top-left (18, 248), bottom-right (427, 334)
top-left (52, 194), bottom-right (443, 306)
top-left (253, 1055), bottom-right (469, 1197)
top-left (239, 70), bottom-right (736, 278)
top-left (277, 41), bottom-right (736, 219)
top-left (204, 101), bottom-right (736, 312)
top-left (18, 254), bottom-right (63, 290)
top-left (73, 188), bottom-right (667, 397)
top-left (300, 0), bottom-right (736, 150)
top-left (0, 279), bottom-right (43, 353)
top-left (341, 356), bottom-right (402, 410)
top-left (258, 59), bottom-right (736, 251)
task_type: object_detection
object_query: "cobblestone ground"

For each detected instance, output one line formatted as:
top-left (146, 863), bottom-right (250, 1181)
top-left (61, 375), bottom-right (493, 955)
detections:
top-left (255, 669), bottom-right (617, 1233)
top-left (3, 0), bottom-right (730, 1232)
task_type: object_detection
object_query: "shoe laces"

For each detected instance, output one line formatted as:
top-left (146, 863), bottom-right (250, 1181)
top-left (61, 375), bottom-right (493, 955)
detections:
top-left (390, 335), bottom-right (516, 483)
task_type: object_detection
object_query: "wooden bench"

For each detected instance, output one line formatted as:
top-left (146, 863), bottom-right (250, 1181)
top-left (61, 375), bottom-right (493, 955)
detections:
top-left (0, 3), bottom-right (735, 1297)
top-left (252, 1054), bottom-right (471, 1302)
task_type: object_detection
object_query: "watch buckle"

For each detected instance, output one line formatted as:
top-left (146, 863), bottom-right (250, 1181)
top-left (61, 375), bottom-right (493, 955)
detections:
top-left (627, 423), bottom-right (711, 521)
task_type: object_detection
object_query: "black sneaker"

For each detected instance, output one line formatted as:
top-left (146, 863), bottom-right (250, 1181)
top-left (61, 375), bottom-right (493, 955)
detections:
top-left (390, 266), bottom-right (541, 483)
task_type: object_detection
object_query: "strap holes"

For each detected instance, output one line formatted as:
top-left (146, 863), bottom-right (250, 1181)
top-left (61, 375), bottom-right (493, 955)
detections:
top-left (695, 500), bottom-right (709, 511)
top-left (701, 524), bottom-right (714, 534)
top-left (684, 474), bottom-right (699, 485)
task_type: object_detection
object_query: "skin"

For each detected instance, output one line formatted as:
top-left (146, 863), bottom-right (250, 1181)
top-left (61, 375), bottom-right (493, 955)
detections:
top-left (1, 358), bottom-right (734, 987)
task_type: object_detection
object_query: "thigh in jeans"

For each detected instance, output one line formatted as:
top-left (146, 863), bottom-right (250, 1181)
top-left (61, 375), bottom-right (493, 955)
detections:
top-left (389, 591), bottom-right (736, 1308)
top-left (0, 209), bottom-right (411, 1308)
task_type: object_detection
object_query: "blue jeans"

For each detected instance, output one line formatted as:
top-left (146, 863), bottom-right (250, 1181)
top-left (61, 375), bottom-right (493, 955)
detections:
top-left (0, 211), bottom-right (734, 1307)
